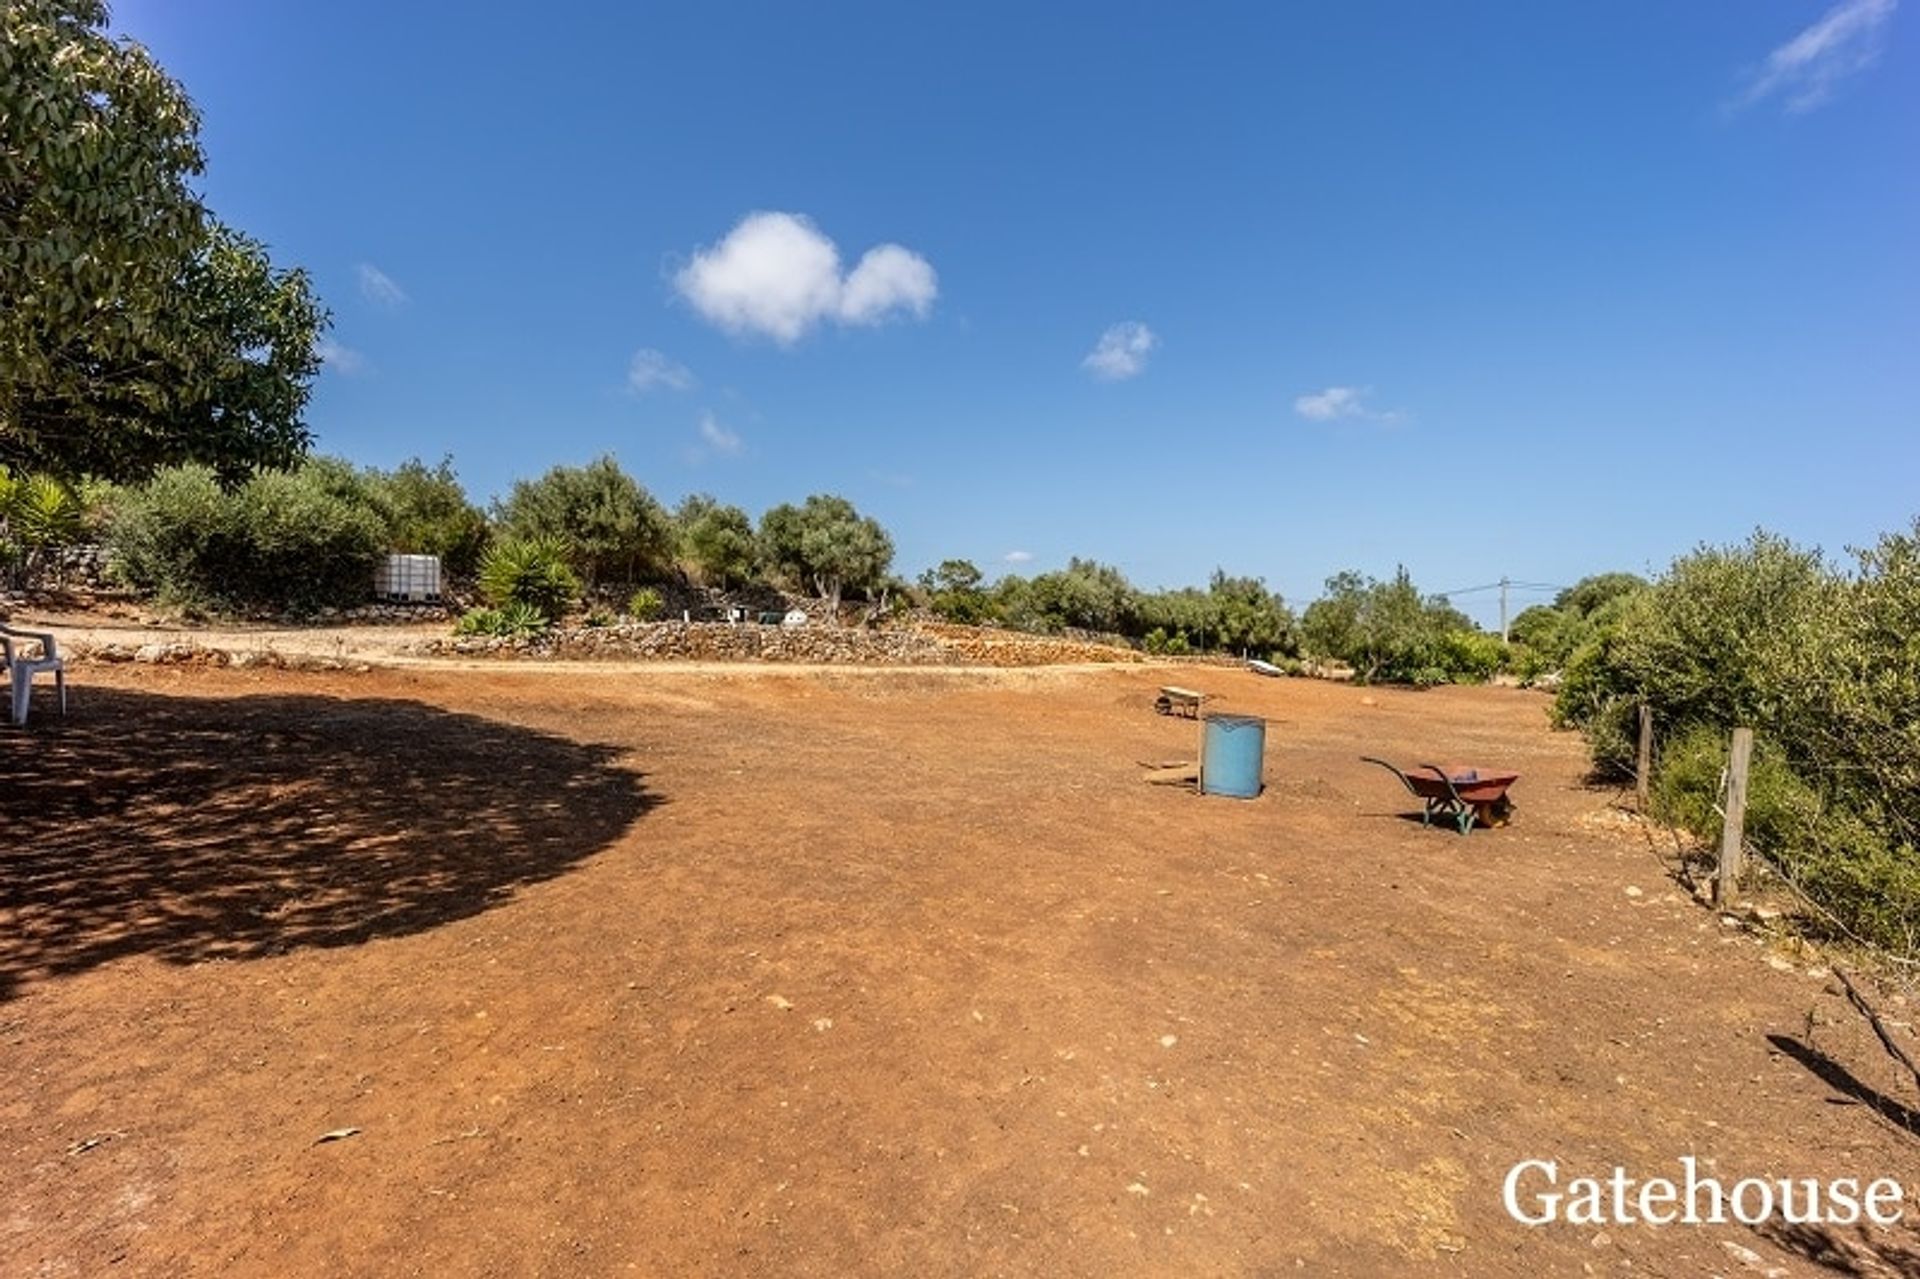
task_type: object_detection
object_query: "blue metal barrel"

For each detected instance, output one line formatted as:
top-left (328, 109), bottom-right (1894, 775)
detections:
top-left (1201, 713), bottom-right (1266, 799)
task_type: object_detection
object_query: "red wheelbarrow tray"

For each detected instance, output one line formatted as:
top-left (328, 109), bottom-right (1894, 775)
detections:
top-left (1359, 758), bottom-right (1521, 833)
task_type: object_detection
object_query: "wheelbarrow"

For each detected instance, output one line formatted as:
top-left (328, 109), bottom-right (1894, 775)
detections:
top-left (1360, 758), bottom-right (1519, 834)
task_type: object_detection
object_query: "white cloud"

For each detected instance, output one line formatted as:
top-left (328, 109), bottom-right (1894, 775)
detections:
top-left (839, 244), bottom-right (938, 325)
top-left (1082, 321), bottom-right (1157, 381)
top-left (1293, 386), bottom-right (1405, 424)
top-left (1003, 550), bottom-right (1034, 564)
top-left (356, 263), bottom-right (409, 308)
top-left (695, 411), bottom-right (744, 459)
top-left (674, 212), bottom-right (938, 344)
top-left (1733, 0), bottom-right (1897, 114)
top-left (315, 337), bottom-right (366, 375)
top-left (628, 348), bottom-right (695, 393)
top-left (1294, 386), bottom-right (1367, 420)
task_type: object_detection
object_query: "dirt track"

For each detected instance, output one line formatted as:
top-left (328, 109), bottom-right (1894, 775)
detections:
top-left (5, 663), bottom-right (1919, 1276)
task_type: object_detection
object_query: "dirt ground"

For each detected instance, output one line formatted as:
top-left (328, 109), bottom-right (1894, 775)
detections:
top-left (6, 661), bottom-right (1920, 1276)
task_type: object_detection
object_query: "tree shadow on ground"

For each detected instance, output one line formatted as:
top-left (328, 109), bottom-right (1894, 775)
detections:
top-left (1767, 1034), bottom-right (1920, 1135)
top-left (0, 687), bottom-right (656, 1001)
top-left (1751, 1219), bottom-right (1920, 1276)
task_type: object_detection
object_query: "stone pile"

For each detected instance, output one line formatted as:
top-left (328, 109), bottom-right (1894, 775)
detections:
top-left (67, 640), bottom-right (370, 672)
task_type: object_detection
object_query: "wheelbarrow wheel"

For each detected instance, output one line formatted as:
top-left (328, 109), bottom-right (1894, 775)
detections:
top-left (1472, 795), bottom-right (1515, 828)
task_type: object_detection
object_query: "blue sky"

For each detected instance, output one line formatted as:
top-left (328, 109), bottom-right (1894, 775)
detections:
top-left (111, 1), bottom-right (1916, 624)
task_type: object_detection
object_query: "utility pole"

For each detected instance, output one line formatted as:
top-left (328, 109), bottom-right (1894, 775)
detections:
top-left (1499, 576), bottom-right (1511, 643)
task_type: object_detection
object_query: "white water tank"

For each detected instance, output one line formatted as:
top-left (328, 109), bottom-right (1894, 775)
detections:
top-left (374, 553), bottom-right (443, 601)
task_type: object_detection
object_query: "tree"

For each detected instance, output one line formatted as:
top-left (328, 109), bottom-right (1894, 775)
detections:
top-left (1205, 570), bottom-right (1295, 655)
top-left (496, 455), bottom-right (672, 586)
top-left (3, 1), bottom-right (205, 431)
top-left (673, 493), bottom-right (756, 589)
top-left (917, 558), bottom-right (989, 622)
top-left (1556, 572), bottom-right (1646, 619)
top-left (372, 456), bottom-right (490, 578)
top-left (1300, 566), bottom-right (1488, 683)
top-left (4, 7), bottom-right (326, 484)
top-left (1027, 557), bottom-right (1137, 634)
top-left (757, 494), bottom-right (893, 618)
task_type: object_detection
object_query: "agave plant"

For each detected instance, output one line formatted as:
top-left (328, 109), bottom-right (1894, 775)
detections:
top-left (0, 468), bottom-right (84, 589)
top-left (477, 536), bottom-right (578, 622)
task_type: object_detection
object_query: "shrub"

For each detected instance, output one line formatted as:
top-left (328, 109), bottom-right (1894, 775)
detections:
top-left (674, 494), bottom-right (757, 589)
top-left (497, 601), bottom-right (549, 635)
top-left (1565, 527), bottom-right (1920, 956)
top-left (454, 607), bottom-right (506, 636)
top-left (1142, 627), bottom-right (1191, 656)
top-left (478, 536), bottom-right (578, 621)
top-left (453, 603), bottom-right (548, 638)
top-left (105, 460), bottom-right (386, 613)
top-left (1435, 630), bottom-right (1505, 684)
top-left (496, 456), bottom-right (671, 585)
top-left (0, 468), bottom-right (85, 588)
top-left (626, 587), bottom-right (664, 621)
top-left (370, 456), bottom-right (491, 578)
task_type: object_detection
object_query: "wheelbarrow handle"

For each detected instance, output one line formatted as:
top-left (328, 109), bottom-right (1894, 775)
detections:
top-left (1359, 756), bottom-right (1418, 796)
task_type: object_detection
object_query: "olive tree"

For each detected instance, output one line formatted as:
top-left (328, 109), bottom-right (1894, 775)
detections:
top-left (758, 494), bottom-right (893, 618)
top-left (673, 493), bottom-right (756, 589)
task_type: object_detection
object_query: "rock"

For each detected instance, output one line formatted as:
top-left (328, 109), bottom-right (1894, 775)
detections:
top-left (133, 643), bottom-right (169, 664)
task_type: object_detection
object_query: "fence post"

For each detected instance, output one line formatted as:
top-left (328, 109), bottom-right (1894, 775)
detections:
top-left (1635, 703), bottom-right (1653, 811)
top-left (1715, 727), bottom-right (1754, 906)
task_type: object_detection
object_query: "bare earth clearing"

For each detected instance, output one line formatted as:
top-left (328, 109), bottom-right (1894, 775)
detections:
top-left (5, 657), bottom-right (1920, 1276)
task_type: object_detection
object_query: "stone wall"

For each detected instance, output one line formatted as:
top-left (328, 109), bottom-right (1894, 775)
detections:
top-left (417, 621), bottom-right (1146, 667)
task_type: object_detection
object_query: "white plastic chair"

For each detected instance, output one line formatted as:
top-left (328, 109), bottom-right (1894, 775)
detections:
top-left (0, 622), bottom-right (67, 727)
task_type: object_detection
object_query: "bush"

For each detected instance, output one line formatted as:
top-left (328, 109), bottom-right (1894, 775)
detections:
top-left (1436, 630), bottom-right (1505, 684)
top-left (1564, 527), bottom-right (1920, 955)
top-left (105, 460), bottom-right (387, 613)
top-left (478, 536), bottom-right (578, 621)
top-left (496, 456), bottom-right (672, 586)
top-left (454, 607), bottom-right (504, 636)
top-left (0, 468), bottom-right (85, 589)
top-left (1142, 626), bottom-right (1191, 656)
top-left (370, 456), bottom-right (490, 578)
top-left (453, 603), bottom-right (547, 638)
top-left (626, 587), bottom-right (664, 621)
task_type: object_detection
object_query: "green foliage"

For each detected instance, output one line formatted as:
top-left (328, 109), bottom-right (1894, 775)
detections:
top-left (497, 456), bottom-right (671, 585)
top-left (6, 212), bottom-right (325, 485)
top-left (758, 494), bottom-right (894, 615)
top-left (3, 1), bottom-right (204, 463)
top-left (1142, 627), bottom-right (1191, 656)
top-left (1556, 572), bottom-right (1647, 618)
top-left (454, 607), bottom-right (504, 636)
top-left (919, 558), bottom-right (990, 623)
top-left (477, 536), bottom-right (578, 621)
top-left (626, 587), bottom-right (664, 621)
top-left (372, 456), bottom-right (490, 577)
top-left (1016, 558), bottom-right (1137, 634)
top-left (1563, 528), bottom-right (1920, 955)
top-left (582, 606), bottom-right (615, 628)
top-left (497, 601), bottom-right (548, 635)
top-left (1436, 629), bottom-right (1506, 684)
top-left (453, 603), bottom-right (546, 638)
top-left (105, 459), bottom-right (386, 612)
top-left (673, 493), bottom-right (756, 589)
top-left (1299, 567), bottom-right (1495, 684)
top-left (1202, 570), bottom-right (1295, 655)
top-left (0, 466), bottom-right (83, 587)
